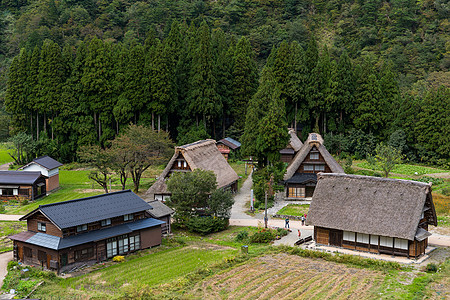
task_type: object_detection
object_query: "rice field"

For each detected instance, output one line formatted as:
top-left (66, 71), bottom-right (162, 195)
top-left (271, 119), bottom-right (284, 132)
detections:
top-left (187, 253), bottom-right (383, 299)
top-left (356, 162), bottom-right (448, 176)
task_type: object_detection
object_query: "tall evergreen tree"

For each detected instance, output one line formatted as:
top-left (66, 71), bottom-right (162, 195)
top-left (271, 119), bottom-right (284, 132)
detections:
top-left (287, 41), bottom-right (307, 132)
top-left (231, 36), bottom-right (258, 130)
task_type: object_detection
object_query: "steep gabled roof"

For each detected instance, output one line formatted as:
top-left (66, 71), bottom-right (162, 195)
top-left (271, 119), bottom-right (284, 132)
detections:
top-left (146, 139), bottom-right (240, 198)
top-left (287, 128), bottom-right (303, 152)
top-left (284, 133), bottom-right (344, 180)
top-left (20, 156), bottom-right (63, 171)
top-left (0, 171), bottom-right (46, 185)
top-left (20, 190), bottom-right (152, 229)
top-left (147, 200), bottom-right (174, 218)
top-left (306, 173), bottom-right (437, 241)
top-left (217, 137), bottom-right (241, 150)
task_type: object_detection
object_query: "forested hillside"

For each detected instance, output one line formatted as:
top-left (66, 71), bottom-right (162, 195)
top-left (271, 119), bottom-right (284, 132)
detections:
top-left (0, 0), bottom-right (448, 165)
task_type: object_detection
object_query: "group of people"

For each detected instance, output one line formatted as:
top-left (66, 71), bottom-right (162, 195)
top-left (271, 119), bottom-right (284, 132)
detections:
top-left (284, 214), bottom-right (307, 229)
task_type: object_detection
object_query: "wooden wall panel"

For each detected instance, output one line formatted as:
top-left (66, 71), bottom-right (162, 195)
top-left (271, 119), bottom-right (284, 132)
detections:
top-left (140, 226), bottom-right (162, 249)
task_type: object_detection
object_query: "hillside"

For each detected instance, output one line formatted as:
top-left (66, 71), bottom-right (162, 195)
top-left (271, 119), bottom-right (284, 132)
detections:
top-left (0, 0), bottom-right (448, 165)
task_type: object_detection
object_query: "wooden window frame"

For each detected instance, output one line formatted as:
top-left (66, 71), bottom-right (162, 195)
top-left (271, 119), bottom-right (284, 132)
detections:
top-left (75, 247), bottom-right (94, 261)
top-left (37, 222), bottom-right (46, 232)
top-left (124, 214), bottom-right (134, 222)
top-left (77, 224), bottom-right (88, 232)
top-left (101, 219), bottom-right (111, 227)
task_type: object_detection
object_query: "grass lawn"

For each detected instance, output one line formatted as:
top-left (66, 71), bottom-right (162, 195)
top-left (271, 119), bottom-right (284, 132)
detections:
top-left (229, 160), bottom-right (252, 190)
top-left (356, 161), bottom-right (448, 176)
top-left (0, 221), bottom-right (26, 252)
top-left (0, 143), bottom-right (12, 165)
top-left (276, 204), bottom-right (310, 217)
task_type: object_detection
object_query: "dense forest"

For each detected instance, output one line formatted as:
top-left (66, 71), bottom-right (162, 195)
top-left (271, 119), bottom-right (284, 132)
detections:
top-left (0, 0), bottom-right (448, 165)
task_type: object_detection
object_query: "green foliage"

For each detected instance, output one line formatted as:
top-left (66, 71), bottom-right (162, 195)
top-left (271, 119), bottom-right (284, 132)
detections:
top-left (235, 230), bottom-right (249, 242)
top-left (415, 176), bottom-right (444, 186)
top-left (207, 190), bottom-right (234, 219)
top-left (425, 263), bottom-right (438, 273)
top-left (375, 143), bottom-right (404, 177)
top-left (186, 217), bottom-right (229, 235)
top-left (248, 229), bottom-right (276, 243)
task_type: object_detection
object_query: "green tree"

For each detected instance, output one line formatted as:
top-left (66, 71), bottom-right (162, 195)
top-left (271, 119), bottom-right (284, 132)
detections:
top-left (374, 143), bottom-right (403, 177)
top-left (78, 144), bottom-right (113, 193)
top-left (207, 189), bottom-right (234, 218)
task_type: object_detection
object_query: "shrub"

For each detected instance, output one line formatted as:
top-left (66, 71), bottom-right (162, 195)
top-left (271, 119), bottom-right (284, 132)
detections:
top-left (0, 205), bottom-right (5, 213)
top-left (353, 169), bottom-right (382, 177)
top-left (416, 176), bottom-right (444, 186)
top-left (113, 256), bottom-right (125, 263)
top-left (7, 261), bottom-right (19, 271)
top-left (235, 230), bottom-right (249, 242)
top-left (426, 263), bottom-right (438, 273)
top-left (19, 198), bottom-right (29, 206)
top-left (186, 217), bottom-right (229, 235)
top-left (249, 229), bottom-right (276, 243)
top-left (441, 188), bottom-right (450, 196)
top-left (276, 228), bottom-right (289, 237)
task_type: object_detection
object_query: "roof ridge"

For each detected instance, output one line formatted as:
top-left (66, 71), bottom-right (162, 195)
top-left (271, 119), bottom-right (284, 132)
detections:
top-left (33, 155), bottom-right (50, 161)
top-left (319, 173), bottom-right (431, 187)
top-left (39, 189), bottom-right (133, 209)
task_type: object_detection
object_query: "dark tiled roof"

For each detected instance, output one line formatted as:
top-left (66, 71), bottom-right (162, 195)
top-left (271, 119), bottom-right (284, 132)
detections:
top-left (147, 200), bottom-right (174, 218)
top-left (0, 171), bottom-right (45, 185)
top-left (32, 156), bottom-right (63, 170)
top-left (9, 218), bottom-right (165, 250)
top-left (217, 138), bottom-right (241, 150)
top-left (285, 173), bottom-right (317, 184)
top-left (21, 190), bottom-right (153, 229)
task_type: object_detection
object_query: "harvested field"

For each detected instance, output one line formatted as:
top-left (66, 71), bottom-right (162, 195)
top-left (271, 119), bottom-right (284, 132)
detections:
top-left (188, 253), bottom-right (383, 299)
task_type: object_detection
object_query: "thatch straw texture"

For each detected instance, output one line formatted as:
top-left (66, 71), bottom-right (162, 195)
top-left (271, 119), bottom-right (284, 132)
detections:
top-left (288, 128), bottom-right (303, 152)
top-left (283, 133), bottom-right (344, 180)
top-left (146, 140), bottom-right (239, 199)
top-left (306, 173), bottom-right (437, 241)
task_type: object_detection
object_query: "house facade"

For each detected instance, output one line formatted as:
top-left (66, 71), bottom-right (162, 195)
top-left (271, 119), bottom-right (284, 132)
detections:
top-left (216, 137), bottom-right (241, 161)
top-left (282, 133), bottom-right (344, 199)
top-left (307, 173), bottom-right (437, 258)
top-left (147, 200), bottom-right (174, 235)
top-left (146, 139), bottom-right (240, 201)
top-left (279, 128), bottom-right (303, 164)
top-left (0, 171), bottom-right (47, 201)
top-left (10, 190), bottom-right (164, 273)
top-left (19, 156), bottom-right (63, 192)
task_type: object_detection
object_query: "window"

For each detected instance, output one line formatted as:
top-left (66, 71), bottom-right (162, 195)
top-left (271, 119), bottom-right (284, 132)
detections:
top-left (130, 234), bottom-right (140, 251)
top-left (343, 231), bottom-right (355, 242)
top-left (183, 161), bottom-right (187, 168)
top-left (394, 238), bottom-right (408, 250)
top-left (310, 152), bottom-right (319, 160)
top-left (370, 235), bottom-right (379, 245)
top-left (356, 233), bottom-right (369, 244)
top-left (101, 219), bottom-right (111, 226)
top-left (304, 165), bottom-right (314, 171)
top-left (315, 165), bottom-right (325, 171)
top-left (288, 187), bottom-right (305, 198)
top-left (19, 189), bottom-right (29, 196)
top-left (118, 234), bottom-right (129, 254)
top-left (380, 236), bottom-right (393, 247)
top-left (106, 237), bottom-right (118, 258)
top-left (177, 160), bottom-right (181, 168)
top-left (75, 248), bottom-right (94, 261)
top-left (24, 247), bottom-right (32, 258)
top-left (124, 214), bottom-right (134, 221)
top-left (2, 188), bottom-right (13, 196)
top-left (37, 222), bottom-right (46, 232)
top-left (77, 224), bottom-right (87, 232)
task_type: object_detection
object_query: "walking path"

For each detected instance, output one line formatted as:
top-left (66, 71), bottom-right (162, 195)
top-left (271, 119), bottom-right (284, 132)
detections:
top-left (0, 252), bottom-right (12, 289)
top-left (0, 163), bottom-right (12, 171)
top-left (0, 215), bottom-right (22, 221)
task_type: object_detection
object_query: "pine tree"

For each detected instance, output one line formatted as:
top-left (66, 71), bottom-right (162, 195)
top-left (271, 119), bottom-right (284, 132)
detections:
top-left (232, 36), bottom-right (258, 130)
top-left (187, 22), bottom-right (221, 130)
top-left (354, 73), bottom-right (384, 135)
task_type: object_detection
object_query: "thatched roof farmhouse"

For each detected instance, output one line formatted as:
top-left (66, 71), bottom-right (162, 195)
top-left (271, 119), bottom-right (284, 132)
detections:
top-left (146, 139), bottom-right (240, 201)
top-left (282, 133), bottom-right (344, 199)
top-left (307, 173), bottom-right (437, 258)
top-left (279, 128), bottom-right (303, 163)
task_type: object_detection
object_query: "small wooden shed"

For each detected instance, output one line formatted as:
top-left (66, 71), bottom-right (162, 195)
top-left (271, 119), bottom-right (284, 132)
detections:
top-left (0, 171), bottom-right (47, 201)
top-left (147, 200), bottom-right (174, 235)
top-left (19, 156), bottom-right (63, 192)
top-left (216, 137), bottom-right (241, 161)
top-left (307, 173), bottom-right (437, 258)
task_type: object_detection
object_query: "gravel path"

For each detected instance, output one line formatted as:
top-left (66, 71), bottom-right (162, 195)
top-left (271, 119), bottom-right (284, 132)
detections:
top-left (0, 163), bottom-right (11, 171)
top-left (230, 174), bottom-right (254, 220)
top-left (0, 252), bottom-right (12, 288)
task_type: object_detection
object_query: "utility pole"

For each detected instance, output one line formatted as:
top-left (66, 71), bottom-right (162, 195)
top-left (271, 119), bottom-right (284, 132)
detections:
top-left (264, 191), bottom-right (268, 228)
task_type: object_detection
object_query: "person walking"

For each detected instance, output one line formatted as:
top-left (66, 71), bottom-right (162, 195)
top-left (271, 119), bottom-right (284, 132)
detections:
top-left (285, 217), bottom-right (290, 229)
top-left (298, 229), bottom-right (301, 238)
top-left (301, 215), bottom-right (305, 226)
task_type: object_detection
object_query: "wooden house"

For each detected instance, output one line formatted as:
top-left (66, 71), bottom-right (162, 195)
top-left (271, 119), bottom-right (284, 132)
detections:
top-left (307, 173), bottom-right (437, 258)
top-left (147, 200), bottom-right (174, 235)
top-left (9, 190), bottom-right (164, 273)
top-left (0, 171), bottom-right (47, 201)
top-left (19, 156), bottom-right (63, 192)
top-left (216, 137), bottom-right (241, 161)
top-left (279, 128), bottom-right (303, 163)
top-left (283, 133), bottom-right (344, 199)
top-left (146, 139), bottom-right (240, 201)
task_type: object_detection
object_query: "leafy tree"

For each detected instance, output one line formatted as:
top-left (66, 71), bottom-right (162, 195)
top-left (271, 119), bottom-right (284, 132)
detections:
top-left (166, 169), bottom-right (217, 224)
top-left (8, 132), bottom-right (36, 165)
top-left (207, 189), bottom-right (234, 218)
top-left (78, 144), bottom-right (113, 193)
top-left (114, 124), bottom-right (173, 193)
top-left (374, 143), bottom-right (403, 177)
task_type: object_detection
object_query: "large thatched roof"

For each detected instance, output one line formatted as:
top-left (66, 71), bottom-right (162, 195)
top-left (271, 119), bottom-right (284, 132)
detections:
top-left (283, 133), bottom-right (344, 180)
top-left (145, 140), bottom-right (240, 199)
top-left (287, 128), bottom-right (303, 152)
top-left (306, 173), bottom-right (437, 241)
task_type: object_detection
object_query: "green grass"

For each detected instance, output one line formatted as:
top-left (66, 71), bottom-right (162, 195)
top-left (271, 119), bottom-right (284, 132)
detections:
top-left (0, 143), bottom-right (13, 165)
top-left (276, 204), bottom-right (310, 217)
top-left (229, 160), bottom-right (252, 190)
top-left (356, 162), bottom-right (448, 176)
top-left (0, 221), bottom-right (26, 252)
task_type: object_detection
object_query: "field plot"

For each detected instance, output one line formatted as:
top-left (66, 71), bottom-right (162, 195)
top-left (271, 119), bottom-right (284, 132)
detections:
top-left (188, 253), bottom-right (382, 299)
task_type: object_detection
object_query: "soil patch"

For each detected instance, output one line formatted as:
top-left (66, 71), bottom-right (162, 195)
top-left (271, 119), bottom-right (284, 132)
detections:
top-left (187, 253), bottom-right (383, 299)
